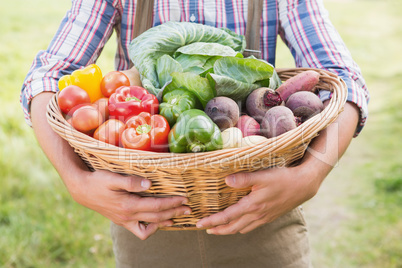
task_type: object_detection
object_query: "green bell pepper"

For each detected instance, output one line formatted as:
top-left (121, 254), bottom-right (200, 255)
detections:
top-left (168, 109), bottom-right (223, 153)
top-left (159, 88), bottom-right (202, 127)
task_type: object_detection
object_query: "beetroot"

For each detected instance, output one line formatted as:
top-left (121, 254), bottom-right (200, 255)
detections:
top-left (276, 70), bottom-right (320, 101)
top-left (205, 96), bottom-right (240, 130)
top-left (260, 106), bottom-right (296, 138)
top-left (257, 70), bottom-right (320, 111)
top-left (235, 115), bottom-right (260, 137)
top-left (285, 91), bottom-right (324, 123)
top-left (246, 87), bottom-right (282, 122)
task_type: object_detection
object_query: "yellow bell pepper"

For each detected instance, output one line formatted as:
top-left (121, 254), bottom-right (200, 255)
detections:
top-left (58, 64), bottom-right (104, 103)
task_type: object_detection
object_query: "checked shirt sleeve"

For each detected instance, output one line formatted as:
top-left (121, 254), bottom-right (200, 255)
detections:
top-left (20, 0), bottom-right (120, 126)
top-left (278, 0), bottom-right (369, 136)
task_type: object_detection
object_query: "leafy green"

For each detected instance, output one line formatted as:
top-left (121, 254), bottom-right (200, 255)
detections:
top-left (207, 73), bottom-right (259, 102)
top-left (129, 21), bottom-right (246, 95)
top-left (174, 54), bottom-right (210, 73)
top-left (162, 72), bottom-right (216, 108)
top-left (174, 42), bottom-right (238, 58)
top-left (129, 21), bottom-right (281, 105)
top-left (268, 69), bottom-right (282, 89)
top-left (156, 55), bottom-right (183, 88)
top-left (207, 57), bottom-right (280, 102)
top-left (213, 57), bottom-right (274, 84)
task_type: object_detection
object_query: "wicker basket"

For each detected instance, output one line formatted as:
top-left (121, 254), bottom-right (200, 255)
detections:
top-left (46, 68), bottom-right (347, 230)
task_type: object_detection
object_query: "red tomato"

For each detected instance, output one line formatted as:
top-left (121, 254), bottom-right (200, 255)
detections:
top-left (58, 85), bottom-right (91, 114)
top-left (100, 71), bottom-right (130, 98)
top-left (65, 103), bottom-right (91, 118)
top-left (94, 97), bottom-right (110, 121)
top-left (93, 119), bottom-right (125, 146)
top-left (71, 105), bottom-right (104, 135)
top-left (121, 112), bottom-right (170, 152)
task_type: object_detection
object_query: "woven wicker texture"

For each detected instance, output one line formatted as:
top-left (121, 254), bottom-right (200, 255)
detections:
top-left (46, 68), bottom-right (347, 230)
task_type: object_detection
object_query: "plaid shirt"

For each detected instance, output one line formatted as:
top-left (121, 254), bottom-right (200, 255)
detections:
top-left (21, 0), bottom-right (369, 135)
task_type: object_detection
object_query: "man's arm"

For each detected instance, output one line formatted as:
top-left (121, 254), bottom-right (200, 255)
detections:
top-left (196, 101), bottom-right (359, 234)
top-left (31, 92), bottom-right (191, 240)
top-left (278, 0), bottom-right (369, 135)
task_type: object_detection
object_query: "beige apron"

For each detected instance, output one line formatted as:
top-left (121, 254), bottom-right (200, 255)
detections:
top-left (111, 207), bottom-right (311, 268)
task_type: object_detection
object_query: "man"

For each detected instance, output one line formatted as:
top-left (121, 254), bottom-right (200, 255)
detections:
top-left (21, 0), bottom-right (369, 266)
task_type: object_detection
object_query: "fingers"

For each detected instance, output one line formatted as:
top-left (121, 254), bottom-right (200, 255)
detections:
top-left (134, 205), bottom-right (191, 223)
top-left (119, 201), bottom-right (192, 240)
top-left (206, 214), bottom-right (265, 235)
top-left (128, 195), bottom-right (188, 213)
top-left (124, 221), bottom-right (172, 240)
top-left (109, 174), bottom-right (152, 193)
top-left (103, 172), bottom-right (190, 209)
top-left (238, 218), bottom-right (267, 234)
top-left (115, 201), bottom-right (192, 240)
top-left (114, 193), bottom-right (190, 225)
top-left (196, 195), bottom-right (253, 229)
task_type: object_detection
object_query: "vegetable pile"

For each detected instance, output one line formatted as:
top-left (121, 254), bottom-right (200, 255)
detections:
top-left (57, 22), bottom-right (324, 153)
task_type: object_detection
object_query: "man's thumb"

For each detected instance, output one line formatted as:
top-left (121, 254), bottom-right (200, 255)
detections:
top-left (225, 173), bottom-right (253, 188)
top-left (120, 175), bottom-right (151, 192)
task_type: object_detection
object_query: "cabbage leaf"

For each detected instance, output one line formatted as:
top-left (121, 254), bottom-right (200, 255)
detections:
top-left (129, 21), bottom-right (281, 105)
top-left (129, 21), bottom-right (246, 96)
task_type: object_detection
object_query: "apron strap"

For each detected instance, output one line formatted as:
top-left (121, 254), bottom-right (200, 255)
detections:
top-left (133, 0), bottom-right (155, 39)
top-left (244, 0), bottom-right (264, 58)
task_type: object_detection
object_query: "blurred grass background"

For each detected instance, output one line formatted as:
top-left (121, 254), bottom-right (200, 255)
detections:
top-left (0, 0), bottom-right (401, 267)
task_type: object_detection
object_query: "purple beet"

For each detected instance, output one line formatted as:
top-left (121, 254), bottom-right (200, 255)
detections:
top-left (246, 87), bottom-right (282, 122)
top-left (260, 106), bottom-right (296, 138)
top-left (285, 91), bottom-right (324, 123)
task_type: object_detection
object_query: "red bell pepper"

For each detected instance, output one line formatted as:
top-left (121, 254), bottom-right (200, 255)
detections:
top-left (108, 86), bottom-right (159, 122)
top-left (121, 112), bottom-right (170, 152)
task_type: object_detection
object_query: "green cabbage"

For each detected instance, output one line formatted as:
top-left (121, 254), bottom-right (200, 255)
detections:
top-left (129, 21), bottom-right (246, 95)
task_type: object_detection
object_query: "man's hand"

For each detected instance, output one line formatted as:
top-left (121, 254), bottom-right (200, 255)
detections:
top-left (120, 65), bottom-right (142, 87)
top-left (197, 101), bottom-right (360, 235)
top-left (31, 92), bottom-right (190, 240)
top-left (72, 169), bottom-right (191, 240)
top-left (196, 166), bottom-right (317, 234)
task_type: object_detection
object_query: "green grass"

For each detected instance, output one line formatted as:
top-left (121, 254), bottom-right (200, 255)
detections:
top-left (1, 0), bottom-right (401, 267)
top-left (0, 0), bottom-right (115, 267)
